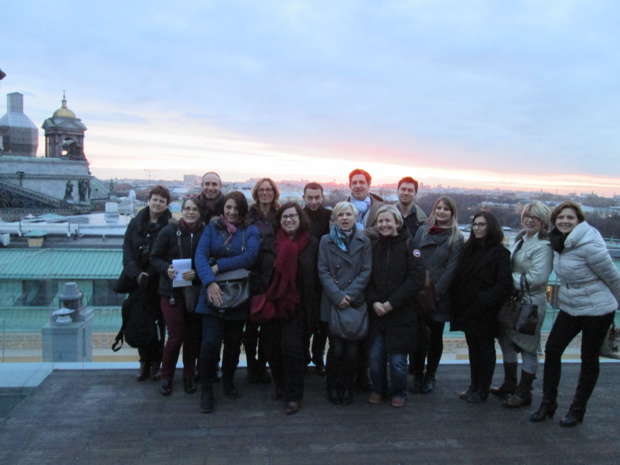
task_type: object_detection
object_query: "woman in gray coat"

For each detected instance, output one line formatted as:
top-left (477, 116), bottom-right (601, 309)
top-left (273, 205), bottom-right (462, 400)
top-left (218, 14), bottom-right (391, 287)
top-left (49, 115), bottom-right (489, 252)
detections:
top-left (318, 202), bottom-right (372, 406)
top-left (492, 201), bottom-right (553, 408)
top-left (530, 202), bottom-right (620, 426)
top-left (410, 196), bottom-right (464, 394)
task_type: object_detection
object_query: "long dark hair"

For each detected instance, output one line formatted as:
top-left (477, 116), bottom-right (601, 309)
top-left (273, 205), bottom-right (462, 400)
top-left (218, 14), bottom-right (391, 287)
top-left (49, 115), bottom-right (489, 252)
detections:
top-left (221, 191), bottom-right (251, 227)
top-left (465, 211), bottom-right (504, 249)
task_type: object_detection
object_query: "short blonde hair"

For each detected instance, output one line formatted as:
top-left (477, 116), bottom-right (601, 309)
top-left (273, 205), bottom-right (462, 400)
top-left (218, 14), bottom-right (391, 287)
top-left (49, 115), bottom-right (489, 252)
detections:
top-left (375, 204), bottom-right (403, 229)
top-left (331, 201), bottom-right (358, 224)
top-left (522, 201), bottom-right (552, 239)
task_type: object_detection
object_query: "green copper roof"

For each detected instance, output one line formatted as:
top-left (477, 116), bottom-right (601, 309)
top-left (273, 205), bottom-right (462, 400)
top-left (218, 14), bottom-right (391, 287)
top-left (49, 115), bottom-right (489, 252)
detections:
top-left (0, 249), bottom-right (122, 280)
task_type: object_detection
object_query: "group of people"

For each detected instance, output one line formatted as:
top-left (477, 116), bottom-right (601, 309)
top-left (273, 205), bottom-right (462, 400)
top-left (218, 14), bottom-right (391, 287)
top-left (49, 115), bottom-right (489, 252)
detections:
top-left (117, 168), bottom-right (620, 426)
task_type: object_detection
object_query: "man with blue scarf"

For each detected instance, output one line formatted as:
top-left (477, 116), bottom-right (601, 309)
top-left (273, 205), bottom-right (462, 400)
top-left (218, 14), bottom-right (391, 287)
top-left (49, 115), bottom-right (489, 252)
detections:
top-left (346, 168), bottom-right (384, 230)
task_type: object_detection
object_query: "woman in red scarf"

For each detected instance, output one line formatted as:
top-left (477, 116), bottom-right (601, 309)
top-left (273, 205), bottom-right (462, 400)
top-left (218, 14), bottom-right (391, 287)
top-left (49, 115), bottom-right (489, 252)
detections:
top-left (254, 202), bottom-right (319, 415)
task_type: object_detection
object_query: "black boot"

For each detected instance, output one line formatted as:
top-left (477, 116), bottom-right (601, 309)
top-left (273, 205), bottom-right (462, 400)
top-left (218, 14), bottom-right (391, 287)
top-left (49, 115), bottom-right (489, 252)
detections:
top-left (466, 386), bottom-right (489, 403)
top-left (149, 361), bottom-right (161, 381)
top-left (529, 400), bottom-right (558, 422)
top-left (136, 361), bottom-right (150, 382)
top-left (490, 362), bottom-right (518, 398)
top-left (183, 377), bottom-right (197, 394)
top-left (200, 384), bottom-right (214, 413)
top-left (560, 404), bottom-right (586, 427)
top-left (223, 376), bottom-right (239, 399)
top-left (160, 379), bottom-right (172, 396)
top-left (459, 382), bottom-right (477, 400)
top-left (409, 375), bottom-right (424, 394)
top-left (504, 370), bottom-right (534, 409)
top-left (420, 371), bottom-right (436, 394)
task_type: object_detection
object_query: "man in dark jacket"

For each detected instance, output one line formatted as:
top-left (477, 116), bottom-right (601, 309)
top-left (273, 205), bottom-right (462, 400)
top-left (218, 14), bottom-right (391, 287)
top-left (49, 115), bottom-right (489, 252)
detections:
top-left (395, 176), bottom-right (427, 238)
top-left (303, 182), bottom-right (331, 240)
top-left (196, 172), bottom-right (224, 224)
top-left (302, 182), bottom-right (331, 376)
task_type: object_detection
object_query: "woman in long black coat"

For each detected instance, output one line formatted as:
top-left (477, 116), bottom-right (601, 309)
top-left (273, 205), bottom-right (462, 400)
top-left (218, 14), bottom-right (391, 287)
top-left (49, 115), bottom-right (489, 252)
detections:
top-left (255, 202), bottom-right (319, 415)
top-left (450, 211), bottom-right (512, 403)
top-left (366, 205), bottom-right (425, 408)
top-left (116, 185), bottom-right (172, 382)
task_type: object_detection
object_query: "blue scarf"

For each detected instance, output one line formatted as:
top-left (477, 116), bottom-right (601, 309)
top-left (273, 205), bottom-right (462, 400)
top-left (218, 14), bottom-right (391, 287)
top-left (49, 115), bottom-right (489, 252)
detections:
top-left (330, 224), bottom-right (356, 252)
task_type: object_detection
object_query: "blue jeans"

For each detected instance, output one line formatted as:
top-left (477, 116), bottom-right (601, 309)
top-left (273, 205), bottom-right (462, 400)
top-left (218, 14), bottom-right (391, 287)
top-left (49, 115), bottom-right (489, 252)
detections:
top-left (368, 332), bottom-right (408, 399)
top-left (200, 314), bottom-right (244, 384)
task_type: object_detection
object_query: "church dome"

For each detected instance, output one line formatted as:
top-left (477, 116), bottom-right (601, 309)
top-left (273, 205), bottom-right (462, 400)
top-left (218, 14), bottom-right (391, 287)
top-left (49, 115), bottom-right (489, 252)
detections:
top-left (53, 95), bottom-right (76, 118)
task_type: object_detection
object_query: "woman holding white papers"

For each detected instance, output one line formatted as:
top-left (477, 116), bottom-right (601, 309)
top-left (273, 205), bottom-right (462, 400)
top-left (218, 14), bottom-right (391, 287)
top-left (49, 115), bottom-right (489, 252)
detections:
top-left (151, 197), bottom-right (205, 396)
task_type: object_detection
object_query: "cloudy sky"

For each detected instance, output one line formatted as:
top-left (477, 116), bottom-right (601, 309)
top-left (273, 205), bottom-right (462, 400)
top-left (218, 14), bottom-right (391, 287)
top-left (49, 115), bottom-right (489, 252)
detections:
top-left (2, 0), bottom-right (620, 194)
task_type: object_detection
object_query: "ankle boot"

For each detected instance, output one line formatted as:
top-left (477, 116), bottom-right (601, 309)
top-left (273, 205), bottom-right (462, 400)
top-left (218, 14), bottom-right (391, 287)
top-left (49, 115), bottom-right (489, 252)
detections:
top-left (490, 362), bottom-right (518, 398)
top-left (529, 400), bottom-right (558, 422)
top-left (183, 377), bottom-right (197, 394)
top-left (200, 384), bottom-right (214, 413)
top-left (560, 404), bottom-right (586, 427)
top-left (136, 361), bottom-right (150, 382)
top-left (459, 382), bottom-right (477, 400)
top-left (466, 387), bottom-right (489, 403)
top-left (149, 361), bottom-right (161, 381)
top-left (503, 370), bottom-right (535, 409)
top-left (409, 375), bottom-right (424, 394)
top-left (223, 377), bottom-right (239, 399)
top-left (420, 372), bottom-right (436, 394)
top-left (160, 379), bottom-right (172, 396)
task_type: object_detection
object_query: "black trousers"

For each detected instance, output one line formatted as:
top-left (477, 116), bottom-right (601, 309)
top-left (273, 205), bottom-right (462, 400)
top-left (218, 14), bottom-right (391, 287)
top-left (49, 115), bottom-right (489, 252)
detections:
top-left (542, 310), bottom-right (614, 407)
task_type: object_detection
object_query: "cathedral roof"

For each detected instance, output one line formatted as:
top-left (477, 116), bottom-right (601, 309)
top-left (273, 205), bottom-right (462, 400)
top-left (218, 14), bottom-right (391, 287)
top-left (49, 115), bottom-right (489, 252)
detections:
top-left (52, 94), bottom-right (76, 118)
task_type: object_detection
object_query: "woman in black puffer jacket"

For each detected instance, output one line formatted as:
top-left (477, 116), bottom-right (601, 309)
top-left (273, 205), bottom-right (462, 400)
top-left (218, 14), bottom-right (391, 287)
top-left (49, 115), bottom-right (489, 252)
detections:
top-left (366, 205), bottom-right (425, 408)
top-left (151, 197), bottom-right (205, 396)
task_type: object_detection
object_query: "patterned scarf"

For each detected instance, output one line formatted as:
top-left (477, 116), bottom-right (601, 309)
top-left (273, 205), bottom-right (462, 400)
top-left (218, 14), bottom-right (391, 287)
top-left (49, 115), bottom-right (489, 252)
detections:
top-left (330, 224), bottom-right (356, 252)
top-left (350, 196), bottom-right (371, 230)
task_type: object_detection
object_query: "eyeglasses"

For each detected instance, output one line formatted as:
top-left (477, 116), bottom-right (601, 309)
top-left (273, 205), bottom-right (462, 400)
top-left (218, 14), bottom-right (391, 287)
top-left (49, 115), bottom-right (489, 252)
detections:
top-left (183, 207), bottom-right (199, 212)
top-left (471, 222), bottom-right (487, 228)
top-left (523, 215), bottom-right (541, 223)
top-left (281, 213), bottom-right (299, 221)
top-left (258, 188), bottom-right (273, 194)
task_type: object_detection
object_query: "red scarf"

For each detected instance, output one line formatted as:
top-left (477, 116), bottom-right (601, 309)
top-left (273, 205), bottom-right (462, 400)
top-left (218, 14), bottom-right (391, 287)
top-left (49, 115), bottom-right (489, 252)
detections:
top-left (251, 228), bottom-right (309, 322)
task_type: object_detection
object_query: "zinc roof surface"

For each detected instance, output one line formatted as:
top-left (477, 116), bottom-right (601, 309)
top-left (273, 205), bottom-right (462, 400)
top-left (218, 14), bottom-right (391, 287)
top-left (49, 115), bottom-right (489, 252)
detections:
top-left (0, 249), bottom-right (122, 280)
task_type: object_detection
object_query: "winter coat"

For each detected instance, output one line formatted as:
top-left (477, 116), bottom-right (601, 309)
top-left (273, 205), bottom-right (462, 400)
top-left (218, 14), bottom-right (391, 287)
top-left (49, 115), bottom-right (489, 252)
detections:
top-left (500, 232), bottom-right (553, 354)
top-left (318, 229), bottom-right (372, 323)
top-left (195, 219), bottom-right (260, 320)
top-left (553, 222), bottom-right (620, 316)
top-left (115, 206), bottom-right (173, 294)
top-left (413, 227), bottom-right (464, 322)
top-left (400, 203), bottom-right (428, 238)
top-left (450, 241), bottom-right (513, 336)
top-left (249, 205), bottom-right (277, 292)
top-left (150, 222), bottom-right (205, 296)
top-left (304, 205), bottom-right (331, 240)
top-left (280, 235), bottom-right (320, 334)
top-left (367, 229), bottom-right (426, 353)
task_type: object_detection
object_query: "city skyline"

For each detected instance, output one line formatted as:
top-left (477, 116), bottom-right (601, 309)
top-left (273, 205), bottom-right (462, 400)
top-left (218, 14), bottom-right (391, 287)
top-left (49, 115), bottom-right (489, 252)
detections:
top-left (2, 1), bottom-right (620, 196)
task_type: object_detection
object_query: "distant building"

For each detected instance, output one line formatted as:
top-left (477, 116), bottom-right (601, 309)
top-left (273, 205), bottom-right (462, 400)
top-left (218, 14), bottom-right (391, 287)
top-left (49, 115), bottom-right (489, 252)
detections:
top-left (0, 92), bottom-right (38, 157)
top-left (42, 94), bottom-right (88, 160)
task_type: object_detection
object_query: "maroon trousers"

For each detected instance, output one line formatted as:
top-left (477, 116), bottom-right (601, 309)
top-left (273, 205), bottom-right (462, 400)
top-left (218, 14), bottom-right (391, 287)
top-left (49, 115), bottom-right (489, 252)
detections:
top-left (160, 295), bottom-right (202, 381)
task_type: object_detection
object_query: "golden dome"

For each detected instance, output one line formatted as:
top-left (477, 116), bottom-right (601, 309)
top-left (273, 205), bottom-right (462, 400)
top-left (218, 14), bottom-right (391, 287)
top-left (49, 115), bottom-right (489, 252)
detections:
top-left (53, 94), bottom-right (76, 118)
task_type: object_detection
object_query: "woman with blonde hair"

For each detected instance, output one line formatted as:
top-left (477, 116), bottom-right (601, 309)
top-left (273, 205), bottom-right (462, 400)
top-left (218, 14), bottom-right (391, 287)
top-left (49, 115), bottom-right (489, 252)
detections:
top-left (367, 205), bottom-right (425, 407)
top-left (410, 196), bottom-right (464, 394)
top-left (318, 201), bottom-right (372, 406)
top-left (492, 201), bottom-right (553, 408)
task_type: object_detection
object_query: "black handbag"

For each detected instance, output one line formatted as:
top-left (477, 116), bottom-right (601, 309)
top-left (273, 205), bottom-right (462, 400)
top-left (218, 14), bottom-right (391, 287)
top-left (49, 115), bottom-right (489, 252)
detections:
top-left (214, 269), bottom-right (252, 310)
top-left (497, 274), bottom-right (538, 336)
